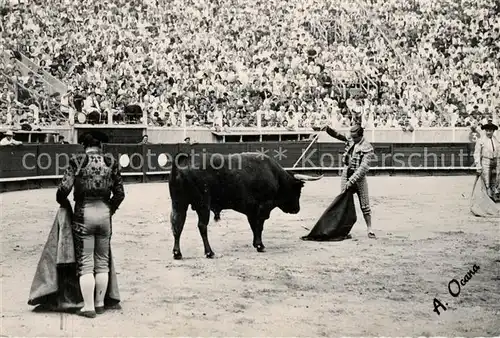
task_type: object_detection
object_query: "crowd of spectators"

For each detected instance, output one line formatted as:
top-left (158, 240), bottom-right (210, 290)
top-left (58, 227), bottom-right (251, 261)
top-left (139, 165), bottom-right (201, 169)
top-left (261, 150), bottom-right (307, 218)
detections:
top-left (1, 0), bottom-right (499, 131)
top-left (1, 37), bottom-right (71, 128)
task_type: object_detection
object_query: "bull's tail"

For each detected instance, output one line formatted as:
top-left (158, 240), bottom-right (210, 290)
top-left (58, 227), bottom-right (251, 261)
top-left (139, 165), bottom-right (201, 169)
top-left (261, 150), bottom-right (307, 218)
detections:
top-left (171, 152), bottom-right (222, 222)
top-left (214, 211), bottom-right (221, 222)
top-left (169, 151), bottom-right (185, 184)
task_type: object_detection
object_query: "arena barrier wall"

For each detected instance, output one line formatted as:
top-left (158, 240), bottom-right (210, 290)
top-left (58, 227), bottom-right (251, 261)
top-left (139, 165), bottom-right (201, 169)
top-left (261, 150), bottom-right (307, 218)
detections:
top-left (13, 127), bottom-right (481, 145)
top-left (0, 141), bottom-right (476, 192)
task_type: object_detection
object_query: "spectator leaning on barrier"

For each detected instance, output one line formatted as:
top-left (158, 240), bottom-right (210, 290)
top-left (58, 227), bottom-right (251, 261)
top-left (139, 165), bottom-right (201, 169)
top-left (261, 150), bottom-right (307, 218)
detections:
top-left (0, 130), bottom-right (22, 146)
top-left (58, 135), bottom-right (69, 144)
top-left (139, 134), bottom-right (150, 144)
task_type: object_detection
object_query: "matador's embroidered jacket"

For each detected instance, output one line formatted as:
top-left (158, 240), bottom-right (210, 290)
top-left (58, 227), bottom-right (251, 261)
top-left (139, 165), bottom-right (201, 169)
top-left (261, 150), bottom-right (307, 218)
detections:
top-left (56, 147), bottom-right (125, 215)
top-left (326, 126), bottom-right (375, 186)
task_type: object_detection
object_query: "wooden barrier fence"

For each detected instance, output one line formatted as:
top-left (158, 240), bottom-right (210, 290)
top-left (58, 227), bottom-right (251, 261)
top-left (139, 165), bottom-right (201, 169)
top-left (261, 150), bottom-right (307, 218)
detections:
top-left (0, 142), bottom-right (476, 189)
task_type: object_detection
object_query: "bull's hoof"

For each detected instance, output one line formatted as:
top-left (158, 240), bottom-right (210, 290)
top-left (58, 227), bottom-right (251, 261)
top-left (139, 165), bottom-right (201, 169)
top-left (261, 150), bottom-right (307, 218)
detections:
top-left (256, 244), bottom-right (266, 253)
top-left (173, 250), bottom-right (182, 260)
top-left (205, 251), bottom-right (215, 259)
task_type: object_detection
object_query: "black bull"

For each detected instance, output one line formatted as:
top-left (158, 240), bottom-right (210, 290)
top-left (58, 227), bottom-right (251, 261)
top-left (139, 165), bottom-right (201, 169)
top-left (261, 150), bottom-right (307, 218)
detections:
top-left (168, 152), bottom-right (323, 259)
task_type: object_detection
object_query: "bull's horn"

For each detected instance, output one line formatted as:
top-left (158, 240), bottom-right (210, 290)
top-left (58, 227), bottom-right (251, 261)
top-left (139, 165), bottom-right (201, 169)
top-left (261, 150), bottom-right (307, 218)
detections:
top-left (294, 174), bottom-right (324, 181)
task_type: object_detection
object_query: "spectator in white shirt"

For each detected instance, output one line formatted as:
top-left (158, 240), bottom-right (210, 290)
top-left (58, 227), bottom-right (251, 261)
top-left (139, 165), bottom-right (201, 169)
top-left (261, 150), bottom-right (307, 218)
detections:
top-left (0, 130), bottom-right (22, 146)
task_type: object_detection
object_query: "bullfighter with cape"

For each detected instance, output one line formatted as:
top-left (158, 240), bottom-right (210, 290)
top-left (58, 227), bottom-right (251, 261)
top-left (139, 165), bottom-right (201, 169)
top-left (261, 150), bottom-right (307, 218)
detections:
top-left (302, 124), bottom-right (376, 241)
top-left (27, 206), bottom-right (121, 313)
top-left (28, 131), bottom-right (124, 318)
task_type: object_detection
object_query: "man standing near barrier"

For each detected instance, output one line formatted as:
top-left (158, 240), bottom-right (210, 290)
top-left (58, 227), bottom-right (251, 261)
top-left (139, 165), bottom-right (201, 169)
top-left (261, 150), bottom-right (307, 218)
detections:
top-left (325, 124), bottom-right (376, 239)
top-left (474, 120), bottom-right (500, 201)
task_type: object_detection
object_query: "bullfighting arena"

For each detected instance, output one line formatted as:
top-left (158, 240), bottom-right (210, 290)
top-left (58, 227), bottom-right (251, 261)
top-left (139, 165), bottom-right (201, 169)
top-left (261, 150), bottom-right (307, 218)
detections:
top-left (1, 176), bottom-right (499, 337)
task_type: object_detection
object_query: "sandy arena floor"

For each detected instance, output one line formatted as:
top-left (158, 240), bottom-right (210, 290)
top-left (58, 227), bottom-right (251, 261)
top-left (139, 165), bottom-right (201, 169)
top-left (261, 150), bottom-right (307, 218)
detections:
top-left (1, 176), bottom-right (499, 337)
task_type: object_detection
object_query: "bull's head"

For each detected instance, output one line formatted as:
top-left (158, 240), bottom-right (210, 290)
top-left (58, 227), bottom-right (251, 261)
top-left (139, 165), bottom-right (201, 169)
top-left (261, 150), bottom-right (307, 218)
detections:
top-left (278, 173), bottom-right (323, 214)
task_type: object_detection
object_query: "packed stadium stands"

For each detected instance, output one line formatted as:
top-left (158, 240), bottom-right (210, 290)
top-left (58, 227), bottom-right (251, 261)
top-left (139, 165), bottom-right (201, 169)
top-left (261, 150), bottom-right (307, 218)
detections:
top-left (1, 0), bottom-right (499, 132)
